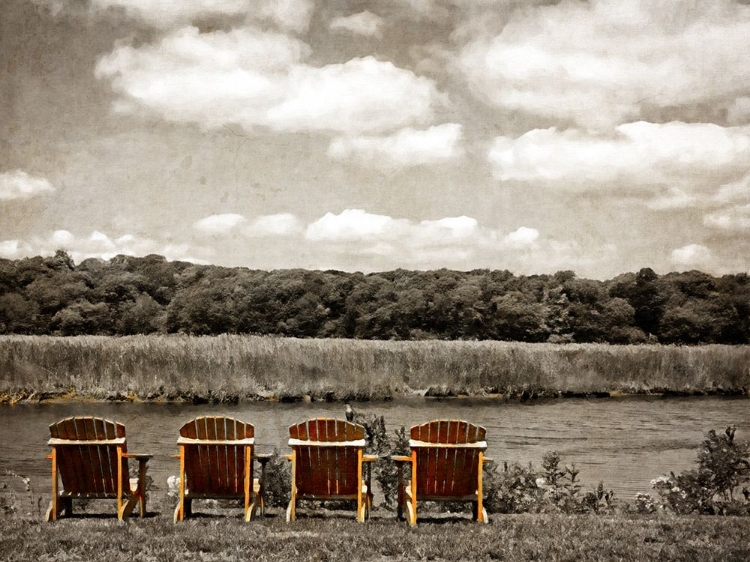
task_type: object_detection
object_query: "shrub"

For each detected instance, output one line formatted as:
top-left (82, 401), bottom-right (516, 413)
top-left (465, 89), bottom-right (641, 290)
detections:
top-left (262, 449), bottom-right (291, 509)
top-left (652, 426), bottom-right (750, 515)
top-left (483, 452), bottom-right (615, 515)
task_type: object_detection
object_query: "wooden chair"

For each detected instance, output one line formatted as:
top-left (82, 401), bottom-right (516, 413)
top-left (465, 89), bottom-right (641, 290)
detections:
top-left (393, 420), bottom-right (490, 526)
top-left (173, 416), bottom-right (270, 522)
top-left (45, 416), bottom-right (151, 522)
top-left (286, 418), bottom-right (377, 522)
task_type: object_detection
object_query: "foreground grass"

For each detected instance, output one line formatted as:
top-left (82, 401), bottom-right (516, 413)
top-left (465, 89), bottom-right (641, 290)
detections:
top-left (1, 512), bottom-right (749, 562)
top-left (1, 335), bottom-right (749, 403)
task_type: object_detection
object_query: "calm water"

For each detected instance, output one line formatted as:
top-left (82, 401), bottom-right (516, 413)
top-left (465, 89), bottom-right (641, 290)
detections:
top-left (1, 396), bottom-right (748, 505)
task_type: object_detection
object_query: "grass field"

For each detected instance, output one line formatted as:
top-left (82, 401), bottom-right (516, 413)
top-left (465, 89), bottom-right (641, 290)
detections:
top-left (1, 335), bottom-right (749, 403)
top-left (1, 511), bottom-right (749, 561)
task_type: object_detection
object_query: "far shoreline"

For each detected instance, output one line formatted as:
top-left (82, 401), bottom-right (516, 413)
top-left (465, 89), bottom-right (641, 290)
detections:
top-left (2, 385), bottom-right (748, 406)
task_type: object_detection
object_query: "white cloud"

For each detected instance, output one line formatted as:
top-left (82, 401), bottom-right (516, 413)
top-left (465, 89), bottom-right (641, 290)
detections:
top-left (503, 226), bottom-right (539, 249)
top-left (329, 11), bottom-right (384, 37)
top-left (302, 209), bottom-right (616, 276)
top-left (1, 230), bottom-right (208, 264)
top-left (305, 209), bottom-right (405, 242)
top-left (670, 244), bottom-right (713, 268)
top-left (0, 170), bottom-right (55, 200)
top-left (457, 0), bottom-right (750, 128)
top-left (90, 0), bottom-right (315, 32)
top-left (704, 204), bottom-right (750, 231)
top-left (0, 240), bottom-right (32, 259)
top-left (712, 175), bottom-right (750, 205)
top-left (242, 213), bottom-right (302, 237)
top-left (328, 124), bottom-right (463, 167)
top-left (488, 122), bottom-right (750, 189)
top-left (96, 27), bottom-right (441, 135)
top-left (193, 213), bottom-right (247, 235)
top-left (646, 188), bottom-right (697, 211)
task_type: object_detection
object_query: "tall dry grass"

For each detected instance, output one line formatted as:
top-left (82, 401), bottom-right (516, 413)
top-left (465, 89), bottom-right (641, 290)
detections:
top-left (0, 335), bottom-right (748, 401)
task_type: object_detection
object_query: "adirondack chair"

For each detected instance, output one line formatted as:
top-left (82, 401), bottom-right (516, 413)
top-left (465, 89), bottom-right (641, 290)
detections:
top-left (393, 420), bottom-right (490, 526)
top-left (173, 416), bottom-right (270, 522)
top-left (45, 416), bottom-right (151, 522)
top-left (286, 418), bottom-right (377, 522)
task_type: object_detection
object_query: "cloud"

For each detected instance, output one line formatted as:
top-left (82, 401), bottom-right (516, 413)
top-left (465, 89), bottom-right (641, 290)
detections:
top-left (503, 226), bottom-right (539, 249)
top-left (193, 213), bottom-right (247, 235)
top-left (302, 209), bottom-right (615, 275)
top-left (329, 11), bottom-right (384, 37)
top-left (0, 230), bottom-right (208, 264)
top-left (305, 209), bottom-right (405, 242)
top-left (96, 26), bottom-right (442, 135)
top-left (457, 0), bottom-right (750, 128)
top-left (90, 0), bottom-right (315, 32)
top-left (242, 213), bottom-right (302, 237)
top-left (670, 244), bottom-right (713, 268)
top-left (328, 124), bottom-right (463, 167)
top-left (487, 122), bottom-right (750, 189)
top-left (646, 187), bottom-right (697, 211)
top-left (0, 170), bottom-right (55, 201)
top-left (703, 204), bottom-right (750, 231)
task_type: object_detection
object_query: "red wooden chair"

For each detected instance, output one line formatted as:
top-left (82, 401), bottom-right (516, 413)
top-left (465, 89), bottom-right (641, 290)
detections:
top-left (286, 418), bottom-right (377, 522)
top-left (393, 420), bottom-right (490, 525)
top-left (45, 416), bottom-right (151, 521)
top-left (174, 416), bottom-right (270, 522)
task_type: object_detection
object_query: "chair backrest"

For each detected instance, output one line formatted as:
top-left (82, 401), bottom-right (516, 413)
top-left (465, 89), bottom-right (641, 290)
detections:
top-left (410, 420), bottom-right (487, 498)
top-left (48, 417), bottom-right (128, 496)
top-left (288, 418), bottom-right (365, 497)
top-left (178, 416), bottom-right (255, 496)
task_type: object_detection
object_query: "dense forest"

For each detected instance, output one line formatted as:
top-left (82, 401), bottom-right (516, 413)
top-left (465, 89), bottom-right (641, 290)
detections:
top-left (0, 250), bottom-right (748, 344)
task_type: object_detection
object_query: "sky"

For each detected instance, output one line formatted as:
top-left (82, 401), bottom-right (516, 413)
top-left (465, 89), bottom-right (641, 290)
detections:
top-left (2, 0), bottom-right (750, 280)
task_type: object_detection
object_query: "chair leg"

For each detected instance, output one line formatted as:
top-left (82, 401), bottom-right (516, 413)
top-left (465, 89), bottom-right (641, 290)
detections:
top-left (119, 495), bottom-right (139, 521)
top-left (286, 489), bottom-right (296, 522)
top-left (245, 500), bottom-right (256, 522)
top-left (137, 459), bottom-right (148, 517)
top-left (173, 502), bottom-right (182, 524)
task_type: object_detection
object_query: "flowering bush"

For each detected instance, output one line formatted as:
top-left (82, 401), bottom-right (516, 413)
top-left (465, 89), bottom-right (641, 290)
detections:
top-left (483, 452), bottom-right (615, 514)
top-left (651, 427), bottom-right (750, 515)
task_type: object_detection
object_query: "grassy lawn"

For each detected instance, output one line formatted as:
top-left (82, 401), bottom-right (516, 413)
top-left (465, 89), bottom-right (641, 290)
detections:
top-left (1, 510), bottom-right (750, 561)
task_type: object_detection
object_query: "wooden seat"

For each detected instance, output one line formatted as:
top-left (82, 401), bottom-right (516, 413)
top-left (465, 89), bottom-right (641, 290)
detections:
top-left (393, 420), bottom-right (490, 526)
top-left (45, 416), bottom-right (151, 522)
top-left (286, 418), bottom-right (377, 522)
top-left (173, 416), bottom-right (269, 522)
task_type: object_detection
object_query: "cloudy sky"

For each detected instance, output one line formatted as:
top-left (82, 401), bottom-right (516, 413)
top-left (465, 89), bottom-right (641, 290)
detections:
top-left (2, 0), bottom-right (750, 279)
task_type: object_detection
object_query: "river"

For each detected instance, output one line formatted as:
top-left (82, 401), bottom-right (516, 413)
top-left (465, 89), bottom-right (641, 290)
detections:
top-left (1, 396), bottom-right (748, 509)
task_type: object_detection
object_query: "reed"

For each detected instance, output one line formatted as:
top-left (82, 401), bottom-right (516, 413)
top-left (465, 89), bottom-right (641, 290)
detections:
top-left (1, 335), bottom-right (749, 402)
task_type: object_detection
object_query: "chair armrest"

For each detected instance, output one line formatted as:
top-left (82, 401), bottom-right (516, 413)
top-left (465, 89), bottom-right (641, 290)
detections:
top-left (285, 454), bottom-right (293, 461)
top-left (123, 453), bottom-right (153, 461)
top-left (362, 454), bottom-right (378, 463)
top-left (483, 457), bottom-right (493, 463)
top-left (45, 454), bottom-right (53, 460)
top-left (391, 456), bottom-right (412, 463)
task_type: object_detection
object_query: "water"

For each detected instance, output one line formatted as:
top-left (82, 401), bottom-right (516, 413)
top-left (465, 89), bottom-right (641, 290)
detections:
top-left (1, 396), bottom-right (748, 506)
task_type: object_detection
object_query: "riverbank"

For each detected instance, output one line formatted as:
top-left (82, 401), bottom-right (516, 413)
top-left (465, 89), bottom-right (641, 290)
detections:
top-left (1, 512), bottom-right (749, 561)
top-left (1, 335), bottom-right (749, 405)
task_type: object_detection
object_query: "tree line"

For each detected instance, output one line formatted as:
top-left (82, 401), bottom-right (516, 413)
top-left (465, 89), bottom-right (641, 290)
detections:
top-left (0, 250), bottom-right (748, 344)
